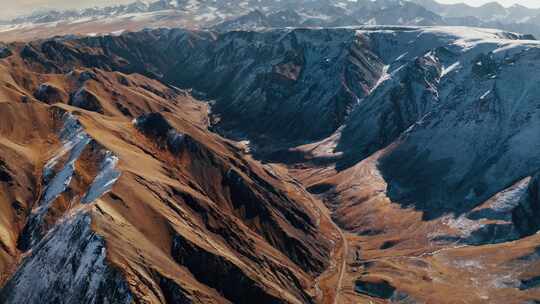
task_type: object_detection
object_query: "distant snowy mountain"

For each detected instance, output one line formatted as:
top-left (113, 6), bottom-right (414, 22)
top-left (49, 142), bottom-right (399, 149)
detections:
top-left (1, 0), bottom-right (540, 42)
top-left (212, 1), bottom-right (444, 31)
top-left (410, 0), bottom-right (540, 22)
top-left (409, 0), bottom-right (540, 35)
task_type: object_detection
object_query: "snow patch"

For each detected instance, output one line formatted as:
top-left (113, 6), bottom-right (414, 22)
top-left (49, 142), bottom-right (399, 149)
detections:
top-left (20, 113), bottom-right (91, 249)
top-left (441, 62), bottom-right (460, 78)
top-left (480, 90), bottom-right (491, 100)
top-left (394, 52), bottom-right (408, 61)
top-left (81, 152), bottom-right (121, 204)
top-left (370, 65), bottom-right (390, 93)
top-left (110, 29), bottom-right (125, 36)
top-left (39, 113), bottom-right (91, 215)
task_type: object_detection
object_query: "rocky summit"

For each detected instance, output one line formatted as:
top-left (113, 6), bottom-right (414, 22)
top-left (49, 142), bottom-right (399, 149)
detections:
top-left (2, 1), bottom-right (540, 303)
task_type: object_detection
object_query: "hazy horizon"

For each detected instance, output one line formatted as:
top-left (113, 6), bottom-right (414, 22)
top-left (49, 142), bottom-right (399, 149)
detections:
top-left (2, 0), bottom-right (540, 19)
top-left (1, 0), bottom-right (134, 19)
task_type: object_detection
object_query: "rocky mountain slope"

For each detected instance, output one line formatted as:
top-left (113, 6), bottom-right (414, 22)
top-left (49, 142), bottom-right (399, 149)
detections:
top-left (0, 39), bottom-right (339, 303)
top-left (2, 23), bottom-right (540, 303)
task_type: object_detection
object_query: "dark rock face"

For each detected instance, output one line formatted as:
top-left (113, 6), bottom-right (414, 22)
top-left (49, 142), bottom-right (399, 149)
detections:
top-left (17, 214), bottom-right (45, 252)
top-left (114, 102), bottom-right (132, 117)
top-left (157, 276), bottom-right (192, 304)
top-left (79, 70), bottom-right (98, 82)
top-left (513, 173), bottom-right (540, 237)
top-left (463, 223), bottom-right (517, 246)
top-left (33, 83), bottom-right (68, 104)
top-left (222, 167), bottom-right (325, 273)
top-left (69, 88), bottom-right (104, 113)
top-left (134, 112), bottom-right (173, 140)
top-left (134, 112), bottom-right (186, 154)
top-left (520, 276), bottom-right (540, 290)
top-left (0, 47), bottom-right (12, 59)
top-left (171, 233), bottom-right (291, 304)
top-left (0, 161), bottom-right (13, 183)
top-left (471, 53), bottom-right (498, 78)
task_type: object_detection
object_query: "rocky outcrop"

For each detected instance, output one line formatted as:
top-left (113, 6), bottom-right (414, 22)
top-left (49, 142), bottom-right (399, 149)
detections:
top-left (513, 173), bottom-right (540, 237)
top-left (0, 47), bottom-right (12, 59)
top-left (69, 88), bottom-right (104, 114)
top-left (0, 161), bottom-right (13, 183)
top-left (134, 113), bottom-right (186, 154)
top-left (33, 83), bottom-right (68, 104)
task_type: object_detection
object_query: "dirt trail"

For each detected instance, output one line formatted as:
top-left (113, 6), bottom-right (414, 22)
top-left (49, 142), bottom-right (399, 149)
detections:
top-left (333, 225), bottom-right (348, 304)
top-left (305, 190), bottom-right (349, 304)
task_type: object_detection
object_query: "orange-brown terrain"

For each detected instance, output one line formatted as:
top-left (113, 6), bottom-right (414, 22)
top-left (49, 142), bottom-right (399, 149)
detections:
top-left (0, 42), bottom-right (344, 303)
top-left (1, 24), bottom-right (540, 304)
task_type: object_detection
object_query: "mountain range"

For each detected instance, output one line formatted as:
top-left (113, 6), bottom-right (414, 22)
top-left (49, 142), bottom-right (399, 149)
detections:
top-left (2, 0), bottom-right (540, 41)
top-left (2, 0), bottom-right (540, 303)
top-left (0, 23), bottom-right (540, 303)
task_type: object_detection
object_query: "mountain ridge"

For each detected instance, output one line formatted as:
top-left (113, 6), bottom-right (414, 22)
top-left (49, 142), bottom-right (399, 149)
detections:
top-left (1, 25), bottom-right (540, 302)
